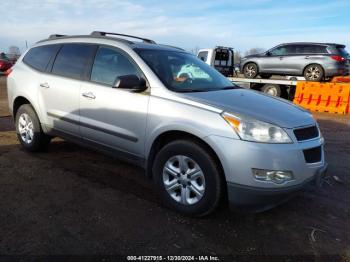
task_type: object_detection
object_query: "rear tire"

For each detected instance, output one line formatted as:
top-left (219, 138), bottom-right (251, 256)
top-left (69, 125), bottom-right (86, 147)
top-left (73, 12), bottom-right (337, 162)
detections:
top-left (303, 64), bottom-right (324, 81)
top-left (243, 63), bottom-right (258, 78)
top-left (15, 104), bottom-right (51, 152)
top-left (152, 140), bottom-right (224, 217)
top-left (261, 84), bottom-right (281, 97)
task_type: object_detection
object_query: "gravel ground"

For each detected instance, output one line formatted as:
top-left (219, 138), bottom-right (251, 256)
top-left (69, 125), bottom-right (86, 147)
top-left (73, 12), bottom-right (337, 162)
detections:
top-left (0, 76), bottom-right (350, 259)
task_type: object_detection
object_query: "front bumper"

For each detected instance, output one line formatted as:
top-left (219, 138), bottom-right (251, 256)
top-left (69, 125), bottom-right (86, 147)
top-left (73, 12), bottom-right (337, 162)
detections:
top-left (227, 163), bottom-right (328, 212)
top-left (205, 132), bottom-right (326, 211)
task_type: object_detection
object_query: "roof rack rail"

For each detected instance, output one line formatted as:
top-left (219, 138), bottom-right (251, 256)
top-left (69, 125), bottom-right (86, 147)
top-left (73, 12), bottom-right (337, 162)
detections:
top-left (90, 31), bottom-right (156, 44)
top-left (161, 44), bottom-right (185, 51)
top-left (49, 34), bottom-right (66, 39)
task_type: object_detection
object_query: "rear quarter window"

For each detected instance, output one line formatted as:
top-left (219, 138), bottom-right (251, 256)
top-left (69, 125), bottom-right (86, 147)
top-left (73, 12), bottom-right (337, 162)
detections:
top-left (302, 45), bottom-right (328, 54)
top-left (23, 45), bottom-right (61, 72)
top-left (51, 43), bottom-right (96, 80)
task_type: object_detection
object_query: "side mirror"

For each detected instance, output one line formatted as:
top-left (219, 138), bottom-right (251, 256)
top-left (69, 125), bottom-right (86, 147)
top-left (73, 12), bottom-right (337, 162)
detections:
top-left (266, 51), bottom-right (271, 56)
top-left (113, 74), bottom-right (147, 92)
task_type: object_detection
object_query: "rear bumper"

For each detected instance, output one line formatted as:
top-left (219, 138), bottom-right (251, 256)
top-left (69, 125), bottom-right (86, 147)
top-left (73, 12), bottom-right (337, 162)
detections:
top-left (324, 65), bottom-right (349, 77)
top-left (227, 163), bottom-right (328, 212)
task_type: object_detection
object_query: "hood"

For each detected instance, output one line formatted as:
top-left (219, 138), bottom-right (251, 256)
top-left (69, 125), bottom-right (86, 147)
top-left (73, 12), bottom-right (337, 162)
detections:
top-left (180, 89), bottom-right (315, 128)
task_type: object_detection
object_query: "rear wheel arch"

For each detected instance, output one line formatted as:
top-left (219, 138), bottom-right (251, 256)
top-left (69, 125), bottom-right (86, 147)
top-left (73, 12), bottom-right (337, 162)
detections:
top-left (13, 96), bottom-right (43, 122)
top-left (303, 63), bottom-right (324, 74)
top-left (13, 96), bottom-right (31, 119)
top-left (303, 63), bottom-right (324, 81)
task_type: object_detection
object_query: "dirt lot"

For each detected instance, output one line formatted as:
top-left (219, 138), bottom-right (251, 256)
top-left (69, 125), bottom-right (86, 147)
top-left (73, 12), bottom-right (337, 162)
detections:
top-left (0, 76), bottom-right (350, 259)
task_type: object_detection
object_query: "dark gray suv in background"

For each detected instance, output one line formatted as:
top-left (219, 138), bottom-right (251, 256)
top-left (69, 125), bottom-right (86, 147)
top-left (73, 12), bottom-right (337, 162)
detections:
top-left (241, 43), bottom-right (349, 81)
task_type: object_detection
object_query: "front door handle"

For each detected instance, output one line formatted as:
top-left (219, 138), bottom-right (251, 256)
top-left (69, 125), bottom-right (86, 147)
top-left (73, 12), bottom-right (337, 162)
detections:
top-left (305, 56), bottom-right (310, 59)
top-left (82, 92), bottom-right (96, 99)
top-left (279, 56), bottom-right (283, 60)
top-left (40, 82), bottom-right (50, 88)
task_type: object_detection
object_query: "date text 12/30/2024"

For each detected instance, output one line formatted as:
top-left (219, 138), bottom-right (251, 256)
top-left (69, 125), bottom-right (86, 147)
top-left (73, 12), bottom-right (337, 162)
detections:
top-left (127, 256), bottom-right (220, 261)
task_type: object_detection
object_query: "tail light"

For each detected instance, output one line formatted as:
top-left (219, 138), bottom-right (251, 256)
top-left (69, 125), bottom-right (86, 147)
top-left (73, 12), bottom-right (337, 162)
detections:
top-left (331, 55), bottom-right (346, 62)
top-left (4, 68), bottom-right (13, 76)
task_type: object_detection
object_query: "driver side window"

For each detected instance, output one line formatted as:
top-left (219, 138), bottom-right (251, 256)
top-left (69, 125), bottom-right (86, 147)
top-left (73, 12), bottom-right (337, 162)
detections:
top-left (270, 46), bottom-right (288, 56)
top-left (91, 46), bottom-right (140, 86)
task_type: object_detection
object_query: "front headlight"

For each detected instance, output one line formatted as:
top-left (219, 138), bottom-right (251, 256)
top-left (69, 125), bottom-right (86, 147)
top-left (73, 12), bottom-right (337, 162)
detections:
top-left (222, 112), bottom-right (292, 143)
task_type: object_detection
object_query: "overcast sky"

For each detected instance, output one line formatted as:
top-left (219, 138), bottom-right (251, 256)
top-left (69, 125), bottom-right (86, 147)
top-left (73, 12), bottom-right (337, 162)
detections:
top-left (1, 0), bottom-right (349, 54)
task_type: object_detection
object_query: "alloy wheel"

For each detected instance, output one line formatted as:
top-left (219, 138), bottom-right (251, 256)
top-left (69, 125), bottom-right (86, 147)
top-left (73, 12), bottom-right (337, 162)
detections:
top-left (305, 66), bottom-right (321, 80)
top-left (18, 113), bottom-right (34, 144)
top-left (162, 155), bottom-right (206, 205)
top-left (245, 65), bottom-right (256, 77)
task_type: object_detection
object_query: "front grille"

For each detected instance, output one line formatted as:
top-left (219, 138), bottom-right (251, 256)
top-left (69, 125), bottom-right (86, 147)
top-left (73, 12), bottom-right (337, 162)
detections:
top-left (303, 146), bottom-right (322, 163)
top-left (294, 125), bottom-right (319, 141)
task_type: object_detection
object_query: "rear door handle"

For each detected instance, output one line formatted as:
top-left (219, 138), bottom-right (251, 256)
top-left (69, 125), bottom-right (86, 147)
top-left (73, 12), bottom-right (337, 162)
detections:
top-left (305, 56), bottom-right (310, 59)
top-left (82, 92), bottom-right (96, 99)
top-left (279, 57), bottom-right (283, 60)
top-left (40, 82), bottom-right (50, 88)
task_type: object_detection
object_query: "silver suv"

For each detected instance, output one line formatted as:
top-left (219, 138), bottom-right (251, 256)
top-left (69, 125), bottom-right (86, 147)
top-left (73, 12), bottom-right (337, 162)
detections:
top-left (242, 42), bottom-right (349, 81)
top-left (7, 32), bottom-right (327, 216)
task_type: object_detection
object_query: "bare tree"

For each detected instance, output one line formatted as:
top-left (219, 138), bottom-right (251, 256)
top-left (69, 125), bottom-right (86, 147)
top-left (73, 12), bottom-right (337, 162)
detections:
top-left (189, 46), bottom-right (201, 55)
top-left (234, 50), bottom-right (242, 64)
top-left (244, 47), bottom-right (265, 57)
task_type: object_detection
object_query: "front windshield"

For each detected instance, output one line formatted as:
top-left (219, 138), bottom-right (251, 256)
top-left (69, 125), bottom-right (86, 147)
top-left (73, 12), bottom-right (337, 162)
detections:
top-left (135, 49), bottom-right (235, 92)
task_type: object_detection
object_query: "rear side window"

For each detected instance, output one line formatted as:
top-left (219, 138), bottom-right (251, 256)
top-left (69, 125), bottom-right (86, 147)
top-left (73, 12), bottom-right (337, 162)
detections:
top-left (286, 45), bottom-right (326, 54)
top-left (23, 45), bottom-right (60, 72)
top-left (52, 44), bottom-right (96, 79)
top-left (90, 46), bottom-right (140, 86)
top-left (300, 45), bottom-right (327, 54)
top-left (292, 45), bottom-right (306, 54)
top-left (285, 45), bottom-right (296, 54)
top-left (198, 51), bottom-right (208, 62)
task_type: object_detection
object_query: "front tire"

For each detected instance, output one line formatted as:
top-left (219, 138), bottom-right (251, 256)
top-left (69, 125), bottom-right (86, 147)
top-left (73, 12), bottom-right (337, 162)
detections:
top-left (153, 140), bottom-right (224, 217)
top-left (304, 64), bottom-right (324, 81)
top-left (15, 104), bottom-right (51, 152)
top-left (243, 63), bottom-right (258, 78)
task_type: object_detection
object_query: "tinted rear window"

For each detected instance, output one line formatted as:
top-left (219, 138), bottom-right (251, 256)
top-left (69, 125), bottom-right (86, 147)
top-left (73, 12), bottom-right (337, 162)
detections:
top-left (23, 45), bottom-right (60, 71)
top-left (328, 45), bottom-right (349, 57)
top-left (337, 47), bottom-right (349, 58)
top-left (52, 44), bottom-right (96, 79)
